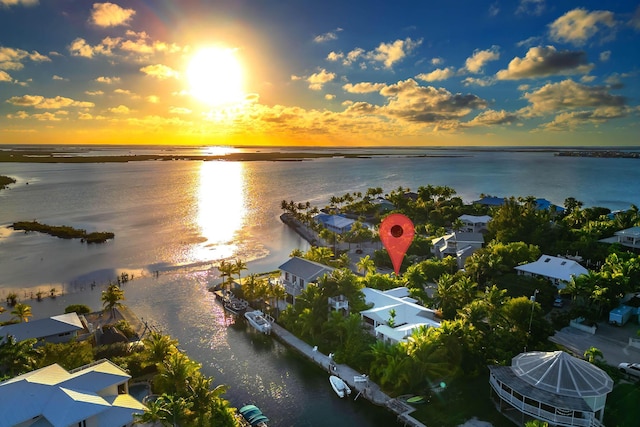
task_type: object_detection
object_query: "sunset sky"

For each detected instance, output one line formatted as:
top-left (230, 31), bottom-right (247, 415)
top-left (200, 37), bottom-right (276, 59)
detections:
top-left (1, 1), bottom-right (638, 146)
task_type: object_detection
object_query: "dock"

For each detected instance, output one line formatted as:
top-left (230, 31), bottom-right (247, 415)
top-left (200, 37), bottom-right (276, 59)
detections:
top-left (268, 320), bottom-right (426, 426)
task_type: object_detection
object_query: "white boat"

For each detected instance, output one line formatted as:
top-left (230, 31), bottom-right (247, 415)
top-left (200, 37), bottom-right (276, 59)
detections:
top-left (244, 310), bottom-right (272, 334)
top-left (329, 375), bottom-right (351, 398)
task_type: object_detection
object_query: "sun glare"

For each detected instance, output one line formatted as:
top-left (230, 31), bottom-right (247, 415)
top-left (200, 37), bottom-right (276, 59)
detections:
top-left (187, 47), bottom-right (245, 106)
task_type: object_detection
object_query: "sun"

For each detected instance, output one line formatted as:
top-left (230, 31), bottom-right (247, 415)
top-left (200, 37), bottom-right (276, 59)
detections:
top-left (186, 47), bottom-right (245, 106)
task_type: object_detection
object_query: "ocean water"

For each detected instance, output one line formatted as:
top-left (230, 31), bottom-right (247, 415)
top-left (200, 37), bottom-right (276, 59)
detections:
top-left (1, 146), bottom-right (639, 426)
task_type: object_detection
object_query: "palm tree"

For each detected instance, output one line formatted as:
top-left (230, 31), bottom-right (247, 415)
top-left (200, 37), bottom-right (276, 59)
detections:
top-left (11, 302), bottom-right (32, 323)
top-left (155, 352), bottom-right (201, 396)
top-left (356, 255), bottom-right (376, 276)
top-left (234, 259), bottom-right (247, 284)
top-left (218, 260), bottom-right (237, 291)
top-left (0, 335), bottom-right (40, 377)
top-left (583, 346), bottom-right (604, 364)
top-left (6, 292), bottom-right (18, 306)
top-left (101, 283), bottom-right (125, 318)
top-left (143, 331), bottom-right (178, 366)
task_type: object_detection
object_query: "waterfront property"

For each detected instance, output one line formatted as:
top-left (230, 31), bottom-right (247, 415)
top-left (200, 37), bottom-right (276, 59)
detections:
top-left (489, 351), bottom-right (613, 427)
top-left (278, 256), bottom-right (335, 303)
top-left (600, 226), bottom-right (640, 250)
top-left (0, 359), bottom-right (146, 426)
top-left (360, 287), bottom-right (440, 344)
top-left (514, 254), bottom-right (588, 290)
top-left (431, 231), bottom-right (485, 269)
top-left (0, 312), bottom-right (87, 346)
top-left (458, 214), bottom-right (492, 233)
top-left (314, 213), bottom-right (355, 234)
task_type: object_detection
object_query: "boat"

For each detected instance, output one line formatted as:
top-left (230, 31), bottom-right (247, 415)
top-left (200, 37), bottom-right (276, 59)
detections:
top-left (406, 395), bottom-right (427, 404)
top-left (329, 375), bottom-right (351, 398)
top-left (215, 290), bottom-right (249, 315)
top-left (244, 310), bottom-right (273, 334)
top-left (238, 404), bottom-right (269, 427)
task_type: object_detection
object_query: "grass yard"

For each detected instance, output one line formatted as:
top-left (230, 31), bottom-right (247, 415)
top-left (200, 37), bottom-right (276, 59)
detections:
top-left (603, 382), bottom-right (640, 427)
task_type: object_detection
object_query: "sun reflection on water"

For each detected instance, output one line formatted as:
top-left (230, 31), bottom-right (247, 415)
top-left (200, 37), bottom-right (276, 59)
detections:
top-left (191, 161), bottom-right (246, 262)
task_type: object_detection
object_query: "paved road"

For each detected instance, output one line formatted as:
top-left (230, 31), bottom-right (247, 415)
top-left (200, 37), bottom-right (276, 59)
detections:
top-left (550, 320), bottom-right (640, 366)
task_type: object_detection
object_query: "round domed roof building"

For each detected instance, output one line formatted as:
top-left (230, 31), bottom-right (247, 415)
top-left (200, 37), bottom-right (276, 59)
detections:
top-left (489, 351), bottom-right (613, 426)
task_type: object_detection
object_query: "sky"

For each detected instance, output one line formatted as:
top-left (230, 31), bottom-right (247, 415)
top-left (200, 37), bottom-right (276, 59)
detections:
top-left (0, 0), bottom-right (639, 147)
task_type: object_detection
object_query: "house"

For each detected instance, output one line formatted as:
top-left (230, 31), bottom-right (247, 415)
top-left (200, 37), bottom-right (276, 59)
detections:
top-left (514, 254), bottom-right (588, 289)
top-left (489, 351), bottom-right (613, 427)
top-left (472, 196), bottom-right (506, 206)
top-left (458, 214), bottom-right (492, 233)
top-left (0, 312), bottom-right (86, 346)
top-left (431, 232), bottom-right (485, 269)
top-left (278, 257), bottom-right (334, 303)
top-left (314, 213), bottom-right (355, 234)
top-left (600, 226), bottom-right (640, 250)
top-left (0, 359), bottom-right (146, 427)
top-left (360, 287), bottom-right (440, 345)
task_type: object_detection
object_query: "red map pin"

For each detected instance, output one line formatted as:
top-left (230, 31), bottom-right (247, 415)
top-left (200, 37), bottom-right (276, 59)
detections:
top-left (379, 213), bottom-right (415, 275)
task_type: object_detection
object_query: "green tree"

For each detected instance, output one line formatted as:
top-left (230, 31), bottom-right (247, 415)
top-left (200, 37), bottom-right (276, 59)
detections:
top-left (64, 304), bottom-right (91, 315)
top-left (0, 335), bottom-right (40, 377)
top-left (583, 346), bottom-right (604, 364)
top-left (234, 258), bottom-right (247, 284)
top-left (356, 255), bottom-right (376, 276)
top-left (143, 331), bottom-right (179, 367)
top-left (154, 352), bottom-right (201, 396)
top-left (37, 339), bottom-right (94, 370)
top-left (11, 303), bottom-right (32, 323)
top-left (101, 283), bottom-right (125, 318)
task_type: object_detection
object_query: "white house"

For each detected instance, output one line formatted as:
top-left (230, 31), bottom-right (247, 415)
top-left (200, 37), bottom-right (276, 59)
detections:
top-left (600, 226), bottom-right (640, 250)
top-left (0, 359), bottom-right (146, 427)
top-left (431, 232), bottom-right (485, 269)
top-left (360, 287), bottom-right (440, 344)
top-left (458, 214), bottom-right (492, 233)
top-left (514, 255), bottom-right (588, 289)
top-left (0, 312), bottom-right (86, 346)
top-left (278, 257), bottom-right (334, 302)
top-left (314, 213), bottom-right (355, 234)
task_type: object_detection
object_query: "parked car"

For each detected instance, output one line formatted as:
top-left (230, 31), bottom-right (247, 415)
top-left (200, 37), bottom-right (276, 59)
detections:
top-left (553, 297), bottom-right (564, 308)
top-left (618, 363), bottom-right (640, 380)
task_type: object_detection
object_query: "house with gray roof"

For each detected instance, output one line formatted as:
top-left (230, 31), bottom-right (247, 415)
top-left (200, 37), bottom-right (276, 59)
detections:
top-left (431, 231), bottom-right (485, 269)
top-left (600, 226), bottom-right (640, 250)
top-left (278, 257), bottom-right (335, 303)
top-left (514, 254), bottom-right (588, 289)
top-left (0, 359), bottom-right (145, 426)
top-left (0, 312), bottom-right (86, 346)
top-left (314, 213), bottom-right (355, 234)
top-left (458, 214), bottom-right (492, 233)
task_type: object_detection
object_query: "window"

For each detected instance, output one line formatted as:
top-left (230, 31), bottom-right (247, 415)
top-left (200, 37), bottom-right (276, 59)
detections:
top-left (561, 261), bottom-right (566, 265)
top-left (284, 272), bottom-right (290, 281)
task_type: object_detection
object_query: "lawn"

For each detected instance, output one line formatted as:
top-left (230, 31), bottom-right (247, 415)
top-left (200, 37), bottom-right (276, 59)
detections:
top-left (603, 381), bottom-right (640, 427)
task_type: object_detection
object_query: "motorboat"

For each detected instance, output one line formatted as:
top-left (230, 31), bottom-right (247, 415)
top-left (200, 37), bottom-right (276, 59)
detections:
top-left (244, 310), bottom-right (272, 334)
top-left (238, 404), bottom-right (269, 427)
top-left (329, 375), bottom-right (351, 398)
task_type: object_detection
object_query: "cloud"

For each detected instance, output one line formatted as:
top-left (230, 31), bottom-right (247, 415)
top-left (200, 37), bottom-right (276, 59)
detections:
top-left (95, 76), bottom-right (120, 84)
top-left (52, 75), bottom-right (67, 81)
top-left (0, 70), bottom-right (13, 82)
top-left (431, 57), bottom-right (443, 66)
top-left (516, 0), bottom-right (545, 16)
top-left (366, 38), bottom-right (422, 69)
top-left (0, 46), bottom-right (50, 70)
top-left (464, 46), bottom-right (500, 73)
top-left (543, 106), bottom-right (631, 131)
top-left (85, 90), bottom-right (104, 96)
top-left (146, 95), bottom-right (160, 103)
top-left (488, 2), bottom-right (499, 17)
top-left (0, 0), bottom-right (38, 7)
top-left (549, 8), bottom-right (616, 46)
top-left (306, 69), bottom-right (335, 90)
top-left (326, 51), bottom-right (343, 62)
top-left (496, 46), bottom-right (593, 80)
top-left (314, 28), bottom-right (342, 43)
top-left (522, 79), bottom-right (625, 116)
top-left (516, 36), bottom-right (542, 48)
top-left (342, 82), bottom-right (387, 93)
top-left (6, 95), bottom-right (95, 109)
top-left (462, 77), bottom-right (495, 87)
top-left (109, 105), bottom-right (130, 114)
top-left (416, 67), bottom-right (456, 82)
top-left (90, 2), bottom-right (135, 27)
top-left (599, 50), bottom-right (611, 61)
top-left (140, 64), bottom-right (179, 79)
top-left (324, 94), bottom-right (335, 100)
top-left (68, 37), bottom-right (119, 57)
top-left (169, 106), bottom-right (191, 115)
top-left (464, 109), bottom-right (519, 127)
top-left (375, 79), bottom-right (488, 123)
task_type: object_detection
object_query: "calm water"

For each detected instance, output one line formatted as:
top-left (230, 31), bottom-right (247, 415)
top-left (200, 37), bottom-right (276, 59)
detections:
top-left (1, 147), bottom-right (640, 426)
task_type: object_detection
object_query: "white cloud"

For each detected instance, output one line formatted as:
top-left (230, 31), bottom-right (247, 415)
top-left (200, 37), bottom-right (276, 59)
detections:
top-left (431, 57), bottom-right (443, 66)
top-left (95, 76), bottom-right (120, 84)
top-left (599, 50), bottom-right (611, 61)
top-left (416, 67), bottom-right (456, 82)
top-left (6, 95), bottom-right (95, 109)
top-left (342, 82), bottom-right (386, 93)
top-left (52, 75), bottom-right (67, 81)
top-left (464, 109), bottom-right (518, 127)
top-left (496, 46), bottom-right (593, 80)
top-left (325, 94), bottom-right (335, 100)
top-left (327, 51), bottom-right (343, 62)
top-left (140, 64), bottom-right (179, 79)
top-left (0, 46), bottom-right (50, 70)
top-left (0, 70), bottom-right (13, 82)
top-left (549, 8), bottom-right (616, 46)
top-left (0, 0), bottom-right (38, 7)
top-left (109, 105), bottom-right (130, 114)
top-left (464, 46), bottom-right (500, 73)
top-left (522, 79), bottom-right (625, 115)
top-left (90, 2), bottom-right (135, 27)
top-left (462, 77), bottom-right (495, 87)
top-left (516, 0), bottom-right (545, 16)
top-left (314, 28), bottom-right (342, 43)
top-left (307, 69), bottom-right (335, 90)
top-left (366, 38), bottom-right (421, 69)
top-left (85, 90), bottom-right (104, 96)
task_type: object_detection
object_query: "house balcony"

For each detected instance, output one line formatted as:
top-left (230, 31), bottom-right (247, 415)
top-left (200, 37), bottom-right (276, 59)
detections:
top-left (284, 283), bottom-right (303, 297)
top-left (328, 295), bottom-right (349, 312)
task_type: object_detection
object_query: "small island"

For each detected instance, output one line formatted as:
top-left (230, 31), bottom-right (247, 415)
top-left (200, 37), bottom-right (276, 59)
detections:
top-left (11, 220), bottom-right (114, 243)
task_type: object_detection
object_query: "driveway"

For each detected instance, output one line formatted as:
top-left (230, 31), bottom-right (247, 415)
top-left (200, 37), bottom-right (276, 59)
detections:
top-left (550, 320), bottom-right (640, 366)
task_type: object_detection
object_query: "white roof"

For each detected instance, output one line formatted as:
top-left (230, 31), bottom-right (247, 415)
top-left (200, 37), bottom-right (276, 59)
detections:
top-left (0, 312), bottom-right (84, 343)
top-left (514, 254), bottom-right (588, 282)
top-left (511, 351), bottom-right (613, 398)
top-left (459, 214), bottom-right (492, 223)
top-left (0, 360), bottom-right (144, 427)
top-left (361, 287), bottom-right (440, 342)
top-left (615, 226), bottom-right (640, 237)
